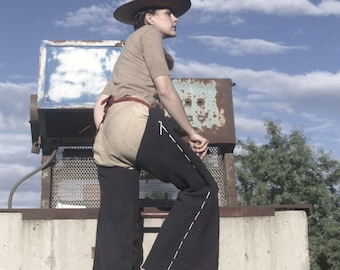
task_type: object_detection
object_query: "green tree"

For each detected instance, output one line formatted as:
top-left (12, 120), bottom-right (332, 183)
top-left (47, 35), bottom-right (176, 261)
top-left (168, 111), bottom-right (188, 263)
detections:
top-left (235, 120), bottom-right (340, 270)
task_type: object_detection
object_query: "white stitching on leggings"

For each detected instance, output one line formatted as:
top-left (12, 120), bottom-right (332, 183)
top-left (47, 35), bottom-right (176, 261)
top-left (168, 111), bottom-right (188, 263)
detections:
top-left (158, 121), bottom-right (211, 270)
top-left (167, 191), bottom-right (211, 270)
top-left (158, 120), bottom-right (167, 135)
top-left (158, 121), bottom-right (196, 168)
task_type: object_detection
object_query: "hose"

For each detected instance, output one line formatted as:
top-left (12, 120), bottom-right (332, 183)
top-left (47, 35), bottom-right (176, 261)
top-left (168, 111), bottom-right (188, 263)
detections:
top-left (8, 149), bottom-right (58, 209)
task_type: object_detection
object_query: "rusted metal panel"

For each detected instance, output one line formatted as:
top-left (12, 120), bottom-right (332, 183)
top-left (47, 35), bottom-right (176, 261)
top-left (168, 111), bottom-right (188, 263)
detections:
top-left (40, 155), bottom-right (53, 208)
top-left (172, 78), bottom-right (235, 150)
top-left (224, 153), bottom-right (237, 206)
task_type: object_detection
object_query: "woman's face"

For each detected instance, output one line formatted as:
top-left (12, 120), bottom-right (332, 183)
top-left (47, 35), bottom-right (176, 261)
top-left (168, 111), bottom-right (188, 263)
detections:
top-left (145, 9), bottom-right (178, 38)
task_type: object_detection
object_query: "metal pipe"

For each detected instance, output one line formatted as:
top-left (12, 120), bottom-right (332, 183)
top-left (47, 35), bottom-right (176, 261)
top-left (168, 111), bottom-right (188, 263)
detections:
top-left (8, 149), bottom-right (58, 209)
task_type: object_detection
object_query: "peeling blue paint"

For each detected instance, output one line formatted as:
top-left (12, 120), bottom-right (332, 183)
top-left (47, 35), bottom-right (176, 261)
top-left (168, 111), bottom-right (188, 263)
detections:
top-left (172, 79), bottom-right (225, 130)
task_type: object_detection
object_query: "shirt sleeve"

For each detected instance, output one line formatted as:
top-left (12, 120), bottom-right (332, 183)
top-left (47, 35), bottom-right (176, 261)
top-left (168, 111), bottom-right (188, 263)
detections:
top-left (141, 27), bottom-right (170, 79)
top-left (101, 77), bottom-right (114, 95)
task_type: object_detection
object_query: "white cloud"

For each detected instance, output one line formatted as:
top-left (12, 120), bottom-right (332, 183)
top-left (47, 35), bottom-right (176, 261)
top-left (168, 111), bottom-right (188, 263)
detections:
top-left (0, 132), bottom-right (42, 209)
top-left (55, 5), bottom-right (109, 28)
top-left (191, 0), bottom-right (340, 16)
top-left (54, 2), bottom-right (129, 36)
top-left (189, 35), bottom-right (305, 55)
top-left (0, 82), bottom-right (36, 133)
top-left (318, 0), bottom-right (340, 15)
top-left (51, 1), bottom-right (340, 41)
top-left (0, 82), bottom-right (42, 208)
top-left (173, 59), bottom-right (340, 117)
top-left (52, 0), bottom-right (340, 38)
top-left (234, 114), bottom-right (266, 135)
top-left (45, 46), bottom-right (121, 103)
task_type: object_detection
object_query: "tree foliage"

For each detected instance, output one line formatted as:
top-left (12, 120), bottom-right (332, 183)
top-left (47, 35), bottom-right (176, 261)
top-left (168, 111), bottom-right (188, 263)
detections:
top-left (235, 120), bottom-right (340, 270)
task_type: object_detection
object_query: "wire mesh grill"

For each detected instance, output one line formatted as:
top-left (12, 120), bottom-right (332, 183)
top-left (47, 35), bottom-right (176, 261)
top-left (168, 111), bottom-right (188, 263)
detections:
top-left (51, 146), bottom-right (228, 208)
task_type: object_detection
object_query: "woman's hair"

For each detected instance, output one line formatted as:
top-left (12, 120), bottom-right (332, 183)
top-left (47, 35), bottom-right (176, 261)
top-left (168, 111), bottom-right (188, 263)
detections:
top-left (133, 7), bottom-right (174, 70)
top-left (133, 8), bottom-right (157, 30)
top-left (164, 49), bottom-right (174, 70)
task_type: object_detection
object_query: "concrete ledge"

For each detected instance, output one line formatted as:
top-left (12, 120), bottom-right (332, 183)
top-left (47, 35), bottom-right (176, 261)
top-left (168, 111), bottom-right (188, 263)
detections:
top-left (0, 206), bottom-right (311, 270)
top-left (1, 204), bottom-right (312, 220)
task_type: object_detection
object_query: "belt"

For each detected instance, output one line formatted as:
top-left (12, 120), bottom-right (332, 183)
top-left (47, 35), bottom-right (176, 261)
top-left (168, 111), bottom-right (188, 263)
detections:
top-left (101, 95), bottom-right (151, 114)
top-left (95, 95), bottom-right (152, 137)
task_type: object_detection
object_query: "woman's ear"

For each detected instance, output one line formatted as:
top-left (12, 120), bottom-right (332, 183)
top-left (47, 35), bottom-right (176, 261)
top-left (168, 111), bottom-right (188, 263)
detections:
top-left (144, 13), bottom-right (154, 25)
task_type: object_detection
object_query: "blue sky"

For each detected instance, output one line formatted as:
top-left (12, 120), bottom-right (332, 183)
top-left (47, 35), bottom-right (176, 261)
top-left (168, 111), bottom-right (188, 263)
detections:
top-left (1, 0), bottom-right (339, 208)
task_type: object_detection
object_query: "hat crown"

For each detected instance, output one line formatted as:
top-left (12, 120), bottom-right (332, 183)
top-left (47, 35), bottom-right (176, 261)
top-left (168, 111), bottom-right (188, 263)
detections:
top-left (113, 0), bottom-right (191, 25)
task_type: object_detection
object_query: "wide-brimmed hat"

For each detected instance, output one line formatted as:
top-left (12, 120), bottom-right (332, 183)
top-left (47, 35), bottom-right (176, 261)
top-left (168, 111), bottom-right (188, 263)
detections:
top-left (114, 0), bottom-right (191, 25)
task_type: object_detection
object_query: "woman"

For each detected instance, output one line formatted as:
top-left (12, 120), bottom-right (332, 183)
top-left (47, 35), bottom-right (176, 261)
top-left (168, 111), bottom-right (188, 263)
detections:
top-left (92, 0), bottom-right (219, 269)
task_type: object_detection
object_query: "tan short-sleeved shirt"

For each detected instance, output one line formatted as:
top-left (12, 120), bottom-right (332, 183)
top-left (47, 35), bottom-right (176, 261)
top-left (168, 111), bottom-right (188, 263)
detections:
top-left (102, 25), bottom-right (170, 107)
top-left (93, 25), bottom-right (170, 168)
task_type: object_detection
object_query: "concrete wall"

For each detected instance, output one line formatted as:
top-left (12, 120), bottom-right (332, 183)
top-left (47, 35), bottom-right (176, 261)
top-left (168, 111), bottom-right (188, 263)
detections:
top-left (0, 207), bottom-right (310, 270)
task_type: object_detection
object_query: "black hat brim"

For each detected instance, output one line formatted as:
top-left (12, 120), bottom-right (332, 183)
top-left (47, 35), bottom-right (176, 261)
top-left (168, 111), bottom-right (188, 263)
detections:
top-left (113, 0), bottom-right (191, 25)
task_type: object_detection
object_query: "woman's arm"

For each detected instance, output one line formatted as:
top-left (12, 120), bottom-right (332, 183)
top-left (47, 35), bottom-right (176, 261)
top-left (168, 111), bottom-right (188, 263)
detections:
top-left (154, 75), bottom-right (209, 159)
top-left (93, 93), bottom-right (110, 129)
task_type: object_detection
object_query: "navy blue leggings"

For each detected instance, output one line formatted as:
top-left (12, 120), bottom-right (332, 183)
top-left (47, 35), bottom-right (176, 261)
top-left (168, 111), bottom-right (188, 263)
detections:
top-left (93, 108), bottom-right (219, 270)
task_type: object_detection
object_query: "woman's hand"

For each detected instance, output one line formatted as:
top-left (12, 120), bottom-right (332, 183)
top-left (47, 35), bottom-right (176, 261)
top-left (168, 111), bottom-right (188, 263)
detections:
top-left (153, 75), bottom-right (210, 159)
top-left (188, 132), bottom-right (209, 160)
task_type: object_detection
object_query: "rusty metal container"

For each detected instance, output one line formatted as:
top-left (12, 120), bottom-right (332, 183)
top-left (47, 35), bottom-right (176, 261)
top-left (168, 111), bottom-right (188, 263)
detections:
top-left (30, 40), bottom-right (236, 208)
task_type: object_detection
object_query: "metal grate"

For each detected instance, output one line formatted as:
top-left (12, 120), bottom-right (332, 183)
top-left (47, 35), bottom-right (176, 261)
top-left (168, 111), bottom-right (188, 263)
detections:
top-left (51, 146), bottom-right (228, 208)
